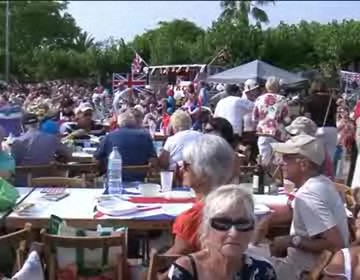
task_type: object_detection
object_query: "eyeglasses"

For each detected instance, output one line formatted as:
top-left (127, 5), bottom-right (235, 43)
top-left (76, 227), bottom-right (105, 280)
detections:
top-left (204, 128), bottom-right (214, 133)
top-left (210, 217), bottom-right (254, 232)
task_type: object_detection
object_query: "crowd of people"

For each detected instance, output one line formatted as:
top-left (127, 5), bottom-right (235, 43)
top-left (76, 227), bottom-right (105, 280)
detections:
top-left (1, 74), bottom-right (360, 280)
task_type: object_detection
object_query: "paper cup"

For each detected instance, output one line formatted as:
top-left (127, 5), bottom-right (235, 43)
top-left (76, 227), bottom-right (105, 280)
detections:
top-left (160, 171), bottom-right (174, 192)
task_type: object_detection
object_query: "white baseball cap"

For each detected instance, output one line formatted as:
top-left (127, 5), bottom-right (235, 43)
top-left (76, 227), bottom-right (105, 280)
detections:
top-left (75, 102), bottom-right (93, 114)
top-left (243, 79), bottom-right (259, 94)
top-left (271, 134), bottom-right (325, 166)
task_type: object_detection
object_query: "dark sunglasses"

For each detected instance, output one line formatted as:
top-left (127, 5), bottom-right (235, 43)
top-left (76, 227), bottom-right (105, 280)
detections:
top-left (210, 217), bottom-right (255, 232)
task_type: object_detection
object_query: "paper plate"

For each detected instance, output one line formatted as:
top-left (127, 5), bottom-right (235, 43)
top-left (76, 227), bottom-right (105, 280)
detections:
top-left (163, 191), bottom-right (195, 200)
top-left (96, 199), bottom-right (138, 216)
top-left (254, 204), bottom-right (271, 215)
top-left (162, 203), bottom-right (194, 216)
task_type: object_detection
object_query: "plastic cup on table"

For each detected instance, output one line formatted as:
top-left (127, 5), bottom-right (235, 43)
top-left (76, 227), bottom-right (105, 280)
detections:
top-left (160, 171), bottom-right (174, 192)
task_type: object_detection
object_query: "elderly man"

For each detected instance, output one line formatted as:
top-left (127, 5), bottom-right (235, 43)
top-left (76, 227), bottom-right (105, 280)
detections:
top-left (11, 113), bottom-right (71, 186)
top-left (94, 108), bottom-right (157, 182)
top-left (158, 110), bottom-right (202, 170)
top-left (251, 134), bottom-right (348, 280)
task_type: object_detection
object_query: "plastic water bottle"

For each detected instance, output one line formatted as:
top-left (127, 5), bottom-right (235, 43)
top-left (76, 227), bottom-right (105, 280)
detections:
top-left (107, 146), bottom-right (123, 194)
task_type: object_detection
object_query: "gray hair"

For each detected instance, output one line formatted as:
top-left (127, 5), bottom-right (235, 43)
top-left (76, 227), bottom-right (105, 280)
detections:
top-left (117, 109), bottom-right (137, 128)
top-left (265, 76), bottom-right (280, 93)
top-left (200, 184), bottom-right (255, 243)
top-left (182, 134), bottom-right (235, 191)
top-left (170, 110), bottom-right (192, 132)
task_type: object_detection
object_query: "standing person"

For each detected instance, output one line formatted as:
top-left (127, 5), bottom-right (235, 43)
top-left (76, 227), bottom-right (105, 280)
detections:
top-left (253, 76), bottom-right (290, 166)
top-left (214, 84), bottom-right (253, 147)
top-left (351, 100), bottom-right (360, 188)
top-left (303, 79), bottom-right (338, 160)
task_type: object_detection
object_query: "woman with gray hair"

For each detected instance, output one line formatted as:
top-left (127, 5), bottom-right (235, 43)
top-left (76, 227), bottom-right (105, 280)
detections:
top-left (253, 76), bottom-right (290, 167)
top-left (169, 184), bottom-right (277, 280)
top-left (166, 134), bottom-right (236, 255)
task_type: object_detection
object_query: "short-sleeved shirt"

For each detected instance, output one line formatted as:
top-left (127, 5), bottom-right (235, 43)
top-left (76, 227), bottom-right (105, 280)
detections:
top-left (94, 127), bottom-right (156, 182)
top-left (287, 175), bottom-right (349, 273)
top-left (214, 96), bottom-right (254, 136)
top-left (172, 200), bottom-right (203, 252)
top-left (163, 130), bottom-right (203, 169)
top-left (60, 121), bottom-right (105, 137)
top-left (253, 93), bottom-right (289, 141)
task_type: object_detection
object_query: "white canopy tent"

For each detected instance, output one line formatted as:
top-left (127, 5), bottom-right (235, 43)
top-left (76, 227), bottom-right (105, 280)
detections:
top-left (206, 59), bottom-right (308, 86)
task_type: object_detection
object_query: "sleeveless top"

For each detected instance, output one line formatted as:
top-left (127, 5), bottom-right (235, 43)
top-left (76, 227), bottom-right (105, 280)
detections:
top-left (168, 254), bottom-right (277, 280)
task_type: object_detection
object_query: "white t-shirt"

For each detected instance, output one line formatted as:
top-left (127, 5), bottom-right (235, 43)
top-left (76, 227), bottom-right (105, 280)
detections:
top-left (163, 130), bottom-right (203, 168)
top-left (214, 96), bottom-right (253, 135)
top-left (287, 175), bottom-right (349, 276)
top-left (241, 95), bottom-right (256, 132)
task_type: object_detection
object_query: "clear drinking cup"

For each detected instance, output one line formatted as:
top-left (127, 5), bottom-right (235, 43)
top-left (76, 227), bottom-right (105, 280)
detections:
top-left (160, 171), bottom-right (174, 192)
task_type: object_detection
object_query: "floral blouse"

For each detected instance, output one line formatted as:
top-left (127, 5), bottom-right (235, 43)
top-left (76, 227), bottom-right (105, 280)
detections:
top-left (168, 254), bottom-right (277, 280)
top-left (253, 93), bottom-right (289, 141)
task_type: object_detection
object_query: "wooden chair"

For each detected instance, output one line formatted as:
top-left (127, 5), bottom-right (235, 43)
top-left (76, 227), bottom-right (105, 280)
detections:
top-left (56, 162), bottom-right (100, 187)
top-left (0, 223), bottom-right (32, 274)
top-left (147, 249), bottom-right (180, 280)
top-left (30, 177), bottom-right (86, 188)
top-left (15, 164), bottom-right (58, 186)
top-left (123, 164), bottom-right (160, 183)
top-left (41, 229), bottom-right (127, 280)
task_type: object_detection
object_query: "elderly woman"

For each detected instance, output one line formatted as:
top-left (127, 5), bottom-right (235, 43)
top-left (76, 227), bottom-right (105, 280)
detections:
top-left (158, 110), bottom-right (202, 170)
top-left (253, 76), bottom-right (290, 166)
top-left (166, 134), bottom-right (236, 255)
top-left (169, 185), bottom-right (277, 280)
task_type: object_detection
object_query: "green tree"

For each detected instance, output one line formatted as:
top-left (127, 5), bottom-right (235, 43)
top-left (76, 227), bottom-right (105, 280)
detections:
top-left (220, 0), bottom-right (274, 25)
top-left (131, 19), bottom-right (205, 65)
top-left (0, 0), bottom-right (81, 78)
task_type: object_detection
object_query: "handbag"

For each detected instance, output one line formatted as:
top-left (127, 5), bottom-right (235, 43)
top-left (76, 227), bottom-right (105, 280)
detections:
top-left (0, 178), bottom-right (19, 211)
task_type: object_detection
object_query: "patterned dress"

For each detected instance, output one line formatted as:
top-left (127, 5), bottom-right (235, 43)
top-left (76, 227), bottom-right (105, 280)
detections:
top-left (169, 254), bottom-right (277, 280)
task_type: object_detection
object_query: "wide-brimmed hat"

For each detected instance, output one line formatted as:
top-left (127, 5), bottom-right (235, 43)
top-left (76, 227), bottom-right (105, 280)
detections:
top-left (286, 117), bottom-right (318, 137)
top-left (271, 134), bottom-right (325, 166)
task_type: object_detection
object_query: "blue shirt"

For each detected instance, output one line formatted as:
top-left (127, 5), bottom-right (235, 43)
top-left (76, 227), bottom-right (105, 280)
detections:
top-left (95, 127), bottom-right (156, 182)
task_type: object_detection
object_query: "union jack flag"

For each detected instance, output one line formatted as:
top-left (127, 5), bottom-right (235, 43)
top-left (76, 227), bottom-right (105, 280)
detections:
top-left (112, 72), bottom-right (146, 93)
top-left (131, 52), bottom-right (144, 74)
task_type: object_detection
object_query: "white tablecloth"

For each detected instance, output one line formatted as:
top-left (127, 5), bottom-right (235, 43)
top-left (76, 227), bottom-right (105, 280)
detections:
top-left (0, 187), bottom-right (34, 219)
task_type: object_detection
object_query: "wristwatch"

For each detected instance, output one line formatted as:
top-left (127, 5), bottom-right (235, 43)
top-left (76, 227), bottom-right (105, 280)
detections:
top-left (291, 235), bottom-right (302, 248)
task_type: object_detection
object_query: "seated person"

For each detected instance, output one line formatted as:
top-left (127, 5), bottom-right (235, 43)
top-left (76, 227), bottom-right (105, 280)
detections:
top-left (251, 135), bottom-right (349, 280)
top-left (158, 110), bottom-right (202, 170)
top-left (11, 113), bottom-right (71, 186)
top-left (60, 102), bottom-right (106, 146)
top-left (169, 185), bottom-right (277, 280)
top-left (94, 109), bottom-right (157, 182)
top-left (0, 125), bottom-right (15, 180)
top-left (166, 135), bottom-right (236, 255)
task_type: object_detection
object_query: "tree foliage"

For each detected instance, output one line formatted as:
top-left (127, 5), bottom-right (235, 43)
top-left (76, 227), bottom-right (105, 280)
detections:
top-left (1, 1), bottom-right (360, 82)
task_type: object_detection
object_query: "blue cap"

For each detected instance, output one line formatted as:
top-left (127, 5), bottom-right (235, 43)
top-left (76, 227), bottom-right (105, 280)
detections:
top-left (41, 120), bottom-right (59, 135)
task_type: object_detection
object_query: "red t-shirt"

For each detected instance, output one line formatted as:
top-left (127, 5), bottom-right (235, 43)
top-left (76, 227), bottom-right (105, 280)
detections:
top-left (172, 200), bottom-right (203, 252)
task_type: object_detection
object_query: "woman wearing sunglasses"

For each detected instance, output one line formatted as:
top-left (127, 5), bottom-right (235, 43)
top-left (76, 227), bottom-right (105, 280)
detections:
top-left (169, 184), bottom-right (277, 280)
